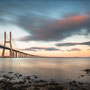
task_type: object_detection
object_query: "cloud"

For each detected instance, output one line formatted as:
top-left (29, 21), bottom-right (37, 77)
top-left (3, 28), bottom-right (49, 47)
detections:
top-left (22, 47), bottom-right (81, 52)
top-left (66, 48), bottom-right (81, 51)
top-left (23, 47), bottom-right (60, 51)
top-left (56, 41), bottom-right (90, 47)
top-left (23, 47), bottom-right (82, 52)
top-left (18, 14), bottom-right (90, 41)
top-left (0, 0), bottom-right (90, 42)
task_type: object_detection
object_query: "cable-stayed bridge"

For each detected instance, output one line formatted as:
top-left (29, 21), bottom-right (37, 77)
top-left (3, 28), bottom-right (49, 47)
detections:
top-left (0, 32), bottom-right (40, 58)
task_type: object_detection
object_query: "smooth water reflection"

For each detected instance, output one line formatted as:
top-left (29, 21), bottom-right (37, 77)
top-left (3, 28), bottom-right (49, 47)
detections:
top-left (0, 58), bottom-right (90, 83)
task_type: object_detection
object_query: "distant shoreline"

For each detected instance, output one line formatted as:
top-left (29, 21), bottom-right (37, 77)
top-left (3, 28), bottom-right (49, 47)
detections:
top-left (0, 57), bottom-right (90, 58)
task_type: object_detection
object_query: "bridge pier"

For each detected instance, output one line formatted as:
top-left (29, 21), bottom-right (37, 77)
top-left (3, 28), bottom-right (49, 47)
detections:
top-left (14, 51), bottom-right (17, 58)
top-left (21, 53), bottom-right (23, 57)
top-left (19, 53), bottom-right (21, 58)
top-left (12, 51), bottom-right (14, 57)
top-left (23, 54), bottom-right (25, 57)
top-left (24, 54), bottom-right (25, 57)
top-left (15, 52), bottom-right (17, 58)
top-left (17, 52), bottom-right (19, 58)
top-left (2, 32), bottom-right (13, 58)
top-left (18, 52), bottom-right (20, 57)
top-left (20, 53), bottom-right (22, 57)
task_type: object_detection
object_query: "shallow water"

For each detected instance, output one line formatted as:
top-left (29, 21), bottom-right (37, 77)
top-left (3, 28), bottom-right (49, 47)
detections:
top-left (0, 57), bottom-right (90, 83)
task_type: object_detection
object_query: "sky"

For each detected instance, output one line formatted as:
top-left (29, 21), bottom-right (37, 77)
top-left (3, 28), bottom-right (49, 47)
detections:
top-left (0, 0), bottom-right (90, 57)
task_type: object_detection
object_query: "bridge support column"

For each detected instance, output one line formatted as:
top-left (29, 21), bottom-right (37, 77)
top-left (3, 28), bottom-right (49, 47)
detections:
top-left (12, 51), bottom-right (14, 57)
top-left (23, 54), bottom-right (24, 57)
top-left (17, 52), bottom-right (19, 57)
top-left (18, 52), bottom-right (20, 57)
top-left (2, 32), bottom-right (12, 58)
top-left (19, 53), bottom-right (21, 58)
top-left (15, 52), bottom-right (17, 58)
top-left (23, 54), bottom-right (25, 57)
top-left (20, 53), bottom-right (22, 58)
top-left (21, 53), bottom-right (23, 57)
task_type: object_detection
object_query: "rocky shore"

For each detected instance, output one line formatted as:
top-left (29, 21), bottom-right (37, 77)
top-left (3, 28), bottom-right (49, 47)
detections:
top-left (0, 69), bottom-right (90, 90)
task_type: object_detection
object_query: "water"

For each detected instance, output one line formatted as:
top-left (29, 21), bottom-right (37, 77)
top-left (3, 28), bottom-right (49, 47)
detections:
top-left (0, 57), bottom-right (90, 83)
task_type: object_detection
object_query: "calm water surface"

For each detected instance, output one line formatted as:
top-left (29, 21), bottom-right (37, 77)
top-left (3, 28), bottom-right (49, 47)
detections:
top-left (0, 58), bottom-right (90, 83)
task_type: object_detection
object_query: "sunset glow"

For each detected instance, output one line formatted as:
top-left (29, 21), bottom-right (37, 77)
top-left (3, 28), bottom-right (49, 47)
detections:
top-left (0, 0), bottom-right (90, 57)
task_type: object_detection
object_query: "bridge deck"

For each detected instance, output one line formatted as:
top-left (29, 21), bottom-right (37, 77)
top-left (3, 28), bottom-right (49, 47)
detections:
top-left (0, 45), bottom-right (40, 57)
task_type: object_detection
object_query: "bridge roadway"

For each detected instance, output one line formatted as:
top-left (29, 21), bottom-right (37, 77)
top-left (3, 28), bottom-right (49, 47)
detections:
top-left (0, 45), bottom-right (39, 58)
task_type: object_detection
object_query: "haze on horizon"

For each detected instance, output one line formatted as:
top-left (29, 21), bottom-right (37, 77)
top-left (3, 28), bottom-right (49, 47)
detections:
top-left (0, 0), bottom-right (90, 57)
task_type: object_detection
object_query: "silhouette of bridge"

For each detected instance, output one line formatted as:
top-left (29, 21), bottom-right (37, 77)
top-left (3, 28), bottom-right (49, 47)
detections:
top-left (0, 32), bottom-right (40, 58)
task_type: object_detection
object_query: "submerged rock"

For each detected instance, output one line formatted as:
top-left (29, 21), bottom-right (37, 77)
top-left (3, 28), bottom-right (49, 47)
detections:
top-left (84, 69), bottom-right (90, 74)
top-left (81, 75), bottom-right (85, 77)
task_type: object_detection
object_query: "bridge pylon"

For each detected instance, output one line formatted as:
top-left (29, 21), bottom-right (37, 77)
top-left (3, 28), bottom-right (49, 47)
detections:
top-left (2, 32), bottom-right (13, 58)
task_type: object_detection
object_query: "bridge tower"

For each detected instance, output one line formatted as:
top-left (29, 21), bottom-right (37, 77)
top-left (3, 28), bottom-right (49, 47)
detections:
top-left (2, 32), bottom-right (13, 57)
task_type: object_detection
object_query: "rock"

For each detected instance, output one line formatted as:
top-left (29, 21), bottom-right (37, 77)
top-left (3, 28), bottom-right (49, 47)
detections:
top-left (19, 74), bottom-right (22, 77)
top-left (8, 72), bottom-right (13, 74)
top-left (72, 80), bottom-right (77, 83)
top-left (84, 69), bottom-right (90, 72)
top-left (81, 75), bottom-right (85, 77)
top-left (82, 87), bottom-right (88, 90)
top-left (78, 82), bottom-right (83, 85)
top-left (48, 87), bottom-right (56, 90)
top-left (34, 76), bottom-right (38, 79)
top-left (25, 76), bottom-right (31, 80)
top-left (84, 69), bottom-right (90, 74)
top-left (70, 89), bottom-right (75, 90)
top-left (0, 71), bottom-right (90, 90)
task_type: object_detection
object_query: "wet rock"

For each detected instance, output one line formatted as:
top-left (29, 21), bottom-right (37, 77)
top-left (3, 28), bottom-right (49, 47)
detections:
top-left (24, 76), bottom-right (31, 81)
top-left (81, 75), bottom-right (85, 77)
top-left (38, 80), bottom-right (47, 82)
top-left (48, 87), bottom-right (56, 90)
top-left (69, 81), bottom-right (76, 85)
top-left (0, 71), bottom-right (90, 90)
top-left (3, 75), bottom-right (13, 80)
top-left (33, 87), bottom-right (40, 90)
top-left (48, 82), bottom-right (59, 86)
top-left (84, 69), bottom-right (90, 74)
top-left (69, 80), bottom-right (79, 88)
top-left (82, 87), bottom-right (88, 90)
top-left (78, 82), bottom-right (83, 85)
top-left (56, 85), bottom-right (65, 90)
top-left (72, 80), bottom-right (77, 83)
top-left (32, 75), bottom-right (38, 78)
top-left (70, 89), bottom-right (75, 90)
top-left (8, 72), bottom-right (13, 74)
top-left (19, 74), bottom-right (22, 77)
top-left (84, 69), bottom-right (90, 72)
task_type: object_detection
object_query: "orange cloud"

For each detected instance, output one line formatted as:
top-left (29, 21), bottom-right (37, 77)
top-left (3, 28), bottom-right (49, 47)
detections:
top-left (58, 15), bottom-right (86, 28)
top-left (19, 13), bottom-right (90, 41)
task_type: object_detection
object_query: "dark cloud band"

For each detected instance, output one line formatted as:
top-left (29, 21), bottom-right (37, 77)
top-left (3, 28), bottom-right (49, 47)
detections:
top-left (23, 47), bottom-right (60, 51)
top-left (56, 41), bottom-right (90, 47)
